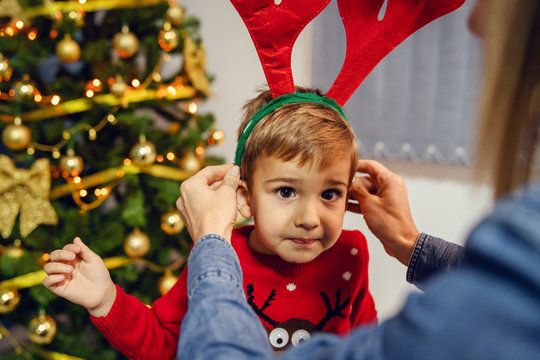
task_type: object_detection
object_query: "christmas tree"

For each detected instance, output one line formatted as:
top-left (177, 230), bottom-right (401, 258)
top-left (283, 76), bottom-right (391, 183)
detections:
top-left (0, 0), bottom-right (224, 358)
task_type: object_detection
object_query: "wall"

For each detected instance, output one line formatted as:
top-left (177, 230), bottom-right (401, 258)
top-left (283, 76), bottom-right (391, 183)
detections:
top-left (180, 0), bottom-right (494, 320)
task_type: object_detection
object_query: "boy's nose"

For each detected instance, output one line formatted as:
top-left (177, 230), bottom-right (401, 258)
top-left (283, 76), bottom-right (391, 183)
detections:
top-left (294, 199), bottom-right (320, 230)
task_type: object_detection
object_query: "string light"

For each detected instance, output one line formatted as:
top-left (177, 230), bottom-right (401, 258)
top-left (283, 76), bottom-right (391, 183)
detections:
top-left (51, 95), bottom-right (60, 105)
top-left (28, 30), bottom-right (37, 40)
top-left (86, 90), bottom-right (94, 98)
top-left (15, 21), bottom-right (24, 30)
top-left (156, 155), bottom-right (164, 162)
top-left (188, 102), bottom-right (197, 114)
top-left (131, 79), bottom-right (140, 88)
top-left (123, 158), bottom-right (132, 166)
top-left (79, 189), bottom-right (87, 197)
top-left (166, 152), bottom-right (175, 161)
top-left (73, 177), bottom-right (81, 184)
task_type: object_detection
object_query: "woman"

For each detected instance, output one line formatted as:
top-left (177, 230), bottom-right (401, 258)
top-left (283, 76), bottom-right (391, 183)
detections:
top-left (176, 0), bottom-right (540, 358)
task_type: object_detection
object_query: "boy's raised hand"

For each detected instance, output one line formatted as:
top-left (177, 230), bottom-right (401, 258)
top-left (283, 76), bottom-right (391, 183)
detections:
top-left (43, 237), bottom-right (117, 318)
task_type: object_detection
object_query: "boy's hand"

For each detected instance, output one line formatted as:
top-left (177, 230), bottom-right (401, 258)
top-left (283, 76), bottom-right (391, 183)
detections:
top-left (177, 164), bottom-right (240, 243)
top-left (43, 237), bottom-right (116, 318)
top-left (348, 160), bottom-right (420, 266)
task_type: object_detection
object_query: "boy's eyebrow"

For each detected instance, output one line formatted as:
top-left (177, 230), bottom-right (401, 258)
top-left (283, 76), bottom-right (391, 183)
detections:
top-left (265, 177), bottom-right (348, 187)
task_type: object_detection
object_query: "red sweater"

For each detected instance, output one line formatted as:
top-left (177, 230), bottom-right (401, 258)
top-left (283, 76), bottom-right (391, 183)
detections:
top-left (91, 225), bottom-right (377, 359)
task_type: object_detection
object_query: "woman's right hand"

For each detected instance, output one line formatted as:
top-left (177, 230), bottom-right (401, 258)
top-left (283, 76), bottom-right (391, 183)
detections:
top-left (348, 160), bottom-right (420, 266)
top-left (43, 237), bottom-right (117, 318)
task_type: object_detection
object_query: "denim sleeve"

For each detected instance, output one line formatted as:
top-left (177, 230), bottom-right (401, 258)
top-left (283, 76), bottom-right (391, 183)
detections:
top-left (406, 233), bottom-right (465, 289)
top-left (178, 234), bottom-right (271, 360)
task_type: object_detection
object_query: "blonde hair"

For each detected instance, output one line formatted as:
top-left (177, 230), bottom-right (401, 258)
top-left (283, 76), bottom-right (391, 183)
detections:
top-left (237, 87), bottom-right (358, 187)
top-left (475, 0), bottom-right (540, 198)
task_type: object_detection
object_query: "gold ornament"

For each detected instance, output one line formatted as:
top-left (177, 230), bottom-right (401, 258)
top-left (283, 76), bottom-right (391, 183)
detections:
top-left (207, 129), bottom-right (225, 145)
top-left (2, 121), bottom-right (31, 151)
top-left (59, 149), bottom-right (84, 177)
top-left (0, 155), bottom-right (58, 238)
top-left (183, 36), bottom-right (211, 95)
top-left (56, 35), bottom-right (81, 63)
top-left (0, 54), bottom-right (11, 78)
top-left (123, 228), bottom-right (150, 258)
top-left (130, 136), bottom-right (157, 166)
top-left (158, 26), bottom-right (179, 52)
top-left (0, 0), bottom-right (23, 20)
top-left (113, 25), bottom-right (139, 59)
top-left (110, 75), bottom-right (127, 98)
top-left (180, 152), bottom-right (201, 173)
top-left (4, 239), bottom-right (24, 258)
top-left (160, 209), bottom-right (184, 235)
top-left (28, 312), bottom-right (57, 344)
top-left (166, 4), bottom-right (184, 26)
top-left (158, 270), bottom-right (178, 295)
top-left (0, 287), bottom-right (20, 313)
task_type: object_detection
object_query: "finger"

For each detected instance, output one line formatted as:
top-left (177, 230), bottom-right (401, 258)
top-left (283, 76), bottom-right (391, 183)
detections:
top-left (42, 274), bottom-right (66, 288)
top-left (196, 164), bottom-right (235, 185)
top-left (355, 159), bottom-right (390, 179)
top-left (49, 249), bottom-right (77, 262)
top-left (222, 165), bottom-right (240, 189)
top-left (44, 262), bottom-right (74, 275)
top-left (73, 237), bottom-right (98, 263)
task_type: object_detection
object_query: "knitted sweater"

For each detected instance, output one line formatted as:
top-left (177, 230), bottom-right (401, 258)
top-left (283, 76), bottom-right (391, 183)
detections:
top-left (91, 225), bottom-right (377, 360)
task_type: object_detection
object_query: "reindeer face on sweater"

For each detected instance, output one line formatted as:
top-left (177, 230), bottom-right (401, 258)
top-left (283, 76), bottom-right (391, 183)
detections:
top-left (246, 284), bottom-right (351, 351)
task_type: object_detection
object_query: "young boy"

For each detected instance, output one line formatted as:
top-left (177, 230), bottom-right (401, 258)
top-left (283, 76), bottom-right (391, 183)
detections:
top-left (43, 87), bottom-right (377, 359)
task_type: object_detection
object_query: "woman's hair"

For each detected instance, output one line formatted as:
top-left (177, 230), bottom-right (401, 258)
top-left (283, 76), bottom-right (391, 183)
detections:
top-left (475, 0), bottom-right (540, 198)
top-left (237, 87), bottom-right (358, 187)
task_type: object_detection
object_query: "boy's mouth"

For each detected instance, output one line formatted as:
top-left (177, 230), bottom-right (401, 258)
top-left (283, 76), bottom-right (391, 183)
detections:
top-left (289, 238), bottom-right (317, 245)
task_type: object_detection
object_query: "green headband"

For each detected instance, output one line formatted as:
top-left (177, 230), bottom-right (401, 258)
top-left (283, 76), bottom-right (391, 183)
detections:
top-left (234, 92), bottom-right (347, 166)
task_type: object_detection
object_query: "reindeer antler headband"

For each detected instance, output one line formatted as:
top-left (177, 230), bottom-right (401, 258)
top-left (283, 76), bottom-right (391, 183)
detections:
top-left (233, 0), bottom-right (465, 167)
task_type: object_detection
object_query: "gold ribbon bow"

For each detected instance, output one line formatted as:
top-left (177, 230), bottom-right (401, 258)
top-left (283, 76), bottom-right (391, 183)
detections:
top-left (0, 155), bottom-right (58, 238)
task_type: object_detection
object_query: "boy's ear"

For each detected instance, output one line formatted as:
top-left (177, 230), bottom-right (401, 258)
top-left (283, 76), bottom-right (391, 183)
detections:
top-left (237, 180), bottom-right (253, 219)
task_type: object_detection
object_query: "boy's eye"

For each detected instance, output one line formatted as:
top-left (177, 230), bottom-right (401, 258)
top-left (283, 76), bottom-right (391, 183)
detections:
top-left (276, 187), bottom-right (295, 198)
top-left (321, 189), bottom-right (342, 201)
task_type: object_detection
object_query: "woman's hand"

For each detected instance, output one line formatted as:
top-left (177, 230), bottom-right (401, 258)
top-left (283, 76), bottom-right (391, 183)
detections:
top-left (176, 164), bottom-right (241, 243)
top-left (348, 160), bottom-right (420, 266)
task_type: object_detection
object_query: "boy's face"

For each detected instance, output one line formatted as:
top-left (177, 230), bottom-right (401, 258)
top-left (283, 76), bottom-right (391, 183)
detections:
top-left (237, 155), bottom-right (351, 263)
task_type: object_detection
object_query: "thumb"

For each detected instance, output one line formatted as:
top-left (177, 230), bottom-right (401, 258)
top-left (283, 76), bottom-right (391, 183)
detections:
top-left (222, 165), bottom-right (240, 190)
top-left (73, 237), bottom-right (98, 263)
top-left (350, 176), bottom-right (371, 200)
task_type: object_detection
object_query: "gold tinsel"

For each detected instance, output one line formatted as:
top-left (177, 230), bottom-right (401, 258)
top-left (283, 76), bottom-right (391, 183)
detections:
top-left (0, 156), bottom-right (58, 238)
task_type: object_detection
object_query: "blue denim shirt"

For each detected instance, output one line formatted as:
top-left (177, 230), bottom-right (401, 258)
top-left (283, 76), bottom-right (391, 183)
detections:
top-left (178, 181), bottom-right (540, 360)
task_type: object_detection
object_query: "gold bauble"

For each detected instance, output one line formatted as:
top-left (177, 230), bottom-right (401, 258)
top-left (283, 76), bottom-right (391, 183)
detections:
top-left (158, 28), bottom-right (179, 52)
top-left (166, 4), bottom-right (184, 26)
top-left (180, 152), bottom-right (201, 172)
top-left (56, 35), bottom-right (81, 63)
top-left (28, 312), bottom-right (57, 344)
top-left (208, 129), bottom-right (225, 145)
top-left (0, 288), bottom-right (20, 313)
top-left (2, 123), bottom-right (31, 151)
top-left (59, 149), bottom-right (84, 176)
top-left (130, 138), bottom-right (157, 166)
top-left (158, 271), bottom-right (178, 295)
top-left (123, 228), bottom-right (151, 258)
top-left (0, 54), bottom-right (10, 78)
top-left (5, 239), bottom-right (24, 258)
top-left (110, 79), bottom-right (127, 98)
top-left (160, 209), bottom-right (184, 235)
top-left (113, 26), bottom-right (139, 59)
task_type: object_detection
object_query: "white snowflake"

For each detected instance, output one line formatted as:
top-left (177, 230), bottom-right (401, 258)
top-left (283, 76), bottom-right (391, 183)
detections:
top-left (286, 283), bottom-right (297, 291)
top-left (350, 248), bottom-right (358, 256)
top-left (342, 271), bottom-right (352, 281)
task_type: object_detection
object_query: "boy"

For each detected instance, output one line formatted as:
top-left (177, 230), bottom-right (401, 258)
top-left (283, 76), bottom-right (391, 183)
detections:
top-left (43, 87), bottom-right (377, 359)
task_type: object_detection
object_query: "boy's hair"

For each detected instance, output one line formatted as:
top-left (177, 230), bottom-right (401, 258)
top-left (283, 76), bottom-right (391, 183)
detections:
top-left (237, 87), bottom-right (358, 188)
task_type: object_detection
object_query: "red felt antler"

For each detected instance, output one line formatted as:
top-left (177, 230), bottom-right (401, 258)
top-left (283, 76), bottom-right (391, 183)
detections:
top-left (231, 0), bottom-right (465, 105)
top-left (327, 0), bottom-right (466, 105)
top-left (231, 0), bottom-right (331, 98)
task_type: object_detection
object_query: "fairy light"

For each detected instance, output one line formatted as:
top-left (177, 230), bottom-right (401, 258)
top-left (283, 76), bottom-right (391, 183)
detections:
top-left (86, 90), bottom-right (94, 98)
top-left (101, 188), bottom-right (109, 196)
top-left (79, 189), bottom-right (87, 197)
top-left (123, 158), bottom-right (132, 166)
top-left (79, 0), bottom-right (87, 4)
top-left (50, 29), bottom-right (58, 39)
top-left (195, 145), bottom-right (204, 155)
top-left (167, 86), bottom-right (176, 96)
top-left (51, 95), bottom-right (60, 105)
top-left (15, 21), bottom-right (24, 30)
top-left (5, 27), bottom-right (15, 36)
top-left (28, 30), bottom-right (37, 40)
top-left (92, 78), bottom-right (101, 87)
top-left (156, 155), bottom-right (164, 162)
top-left (188, 102), bottom-right (198, 114)
top-left (34, 94), bottom-right (42, 102)
top-left (8, 89), bottom-right (15, 97)
top-left (131, 79), bottom-right (140, 88)
top-left (94, 189), bottom-right (101, 196)
top-left (42, 253), bottom-right (50, 262)
top-left (73, 176), bottom-right (82, 184)
top-left (166, 152), bottom-right (175, 161)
